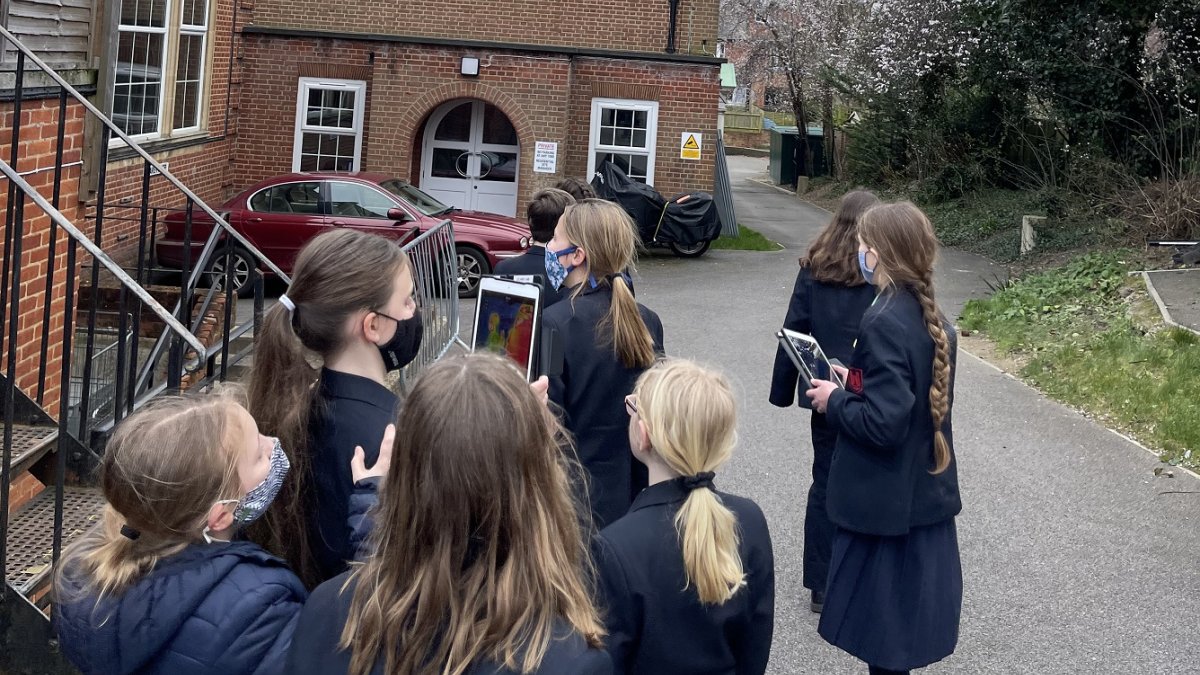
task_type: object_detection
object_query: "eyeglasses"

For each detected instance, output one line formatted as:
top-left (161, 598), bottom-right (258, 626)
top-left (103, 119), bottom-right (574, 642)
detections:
top-left (625, 394), bottom-right (638, 416)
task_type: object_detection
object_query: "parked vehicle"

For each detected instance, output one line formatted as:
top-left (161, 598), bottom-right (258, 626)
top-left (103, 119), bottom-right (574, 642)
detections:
top-left (154, 173), bottom-right (532, 297)
top-left (591, 161), bottom-right (721, 258)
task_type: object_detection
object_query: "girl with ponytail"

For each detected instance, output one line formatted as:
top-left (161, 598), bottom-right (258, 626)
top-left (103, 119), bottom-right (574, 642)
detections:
top-left (247, 228), bottom-right (421, 587)
top-left (596, 359), bottom-right (775, 675)
top-left (53, 391), bottom-right (390, 675)
top-left (806, 201), bottom-right (963, 675)
top-left (542, 199), bottom-right (665, 527)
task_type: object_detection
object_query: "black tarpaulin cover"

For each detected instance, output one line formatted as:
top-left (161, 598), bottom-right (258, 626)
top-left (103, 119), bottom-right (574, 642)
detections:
top-left (590, 161), bottom-right (721, 246)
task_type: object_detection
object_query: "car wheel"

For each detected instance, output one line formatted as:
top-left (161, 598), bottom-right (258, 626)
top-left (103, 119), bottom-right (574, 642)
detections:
top-left (206, 246), bottom-right (255, 298)
top-left (456, 246), bottom-right (490, 298)
top-left (669, 240), bottom-right (712, 258)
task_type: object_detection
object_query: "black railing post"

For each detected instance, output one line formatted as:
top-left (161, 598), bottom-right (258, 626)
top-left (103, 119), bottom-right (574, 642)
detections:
top-left (129, 162), bottom-right (152, 414)
top-left (1, 187), bottom-right (27, 583)
top-left (219, 235), bottom-right (234, 379)
top-left (79, 126), bottom-right (112, 440)
top-left (0, 50), bottom-right (25, 357)
top-left (52, 237), bottom-right (77, 565)
top-left (37, 87), bottom-right (70, 405)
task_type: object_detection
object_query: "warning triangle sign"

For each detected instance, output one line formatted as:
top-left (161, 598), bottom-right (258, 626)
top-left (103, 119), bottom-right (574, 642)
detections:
top-left (683, 135), bottom-right (700, 150)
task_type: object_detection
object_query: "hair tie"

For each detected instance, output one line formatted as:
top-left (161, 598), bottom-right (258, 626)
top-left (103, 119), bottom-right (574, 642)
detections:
top-left (278, 294), bottom-right (296, 313)
top-left (605, 272), bottom-right (631, 286)
top-left (681, 471), bottom-right (715, 491)
top-left (120, 524), bottom-right (141, 541)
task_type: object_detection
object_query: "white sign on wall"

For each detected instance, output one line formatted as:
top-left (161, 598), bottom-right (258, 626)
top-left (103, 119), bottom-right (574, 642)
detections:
top-left (534, 141), bottom-right (558, 173)
top-left (680, 132), bottom-right (702, 160)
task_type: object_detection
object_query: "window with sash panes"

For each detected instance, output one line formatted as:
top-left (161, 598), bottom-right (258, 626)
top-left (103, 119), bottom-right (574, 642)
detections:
top-left (112, 0), bottom-right (211, 140)
top-left (587, 98), bottom-right (659, 184)
top-left (291, 78), bottom-right (367, 172)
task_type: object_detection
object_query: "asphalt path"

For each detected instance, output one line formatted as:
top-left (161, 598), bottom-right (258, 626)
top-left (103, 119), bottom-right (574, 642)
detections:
top-left (623, 157), bottom-right (1199, 674)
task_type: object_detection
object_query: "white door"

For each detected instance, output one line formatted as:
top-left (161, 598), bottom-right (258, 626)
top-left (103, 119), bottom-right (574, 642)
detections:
top-left (420, 100), bottom-right (520, 216)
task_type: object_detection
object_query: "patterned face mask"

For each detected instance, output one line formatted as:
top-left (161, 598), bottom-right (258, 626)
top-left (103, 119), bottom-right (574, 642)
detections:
top-left (544, 245), bottom-right (578, 290)
top-left (233, 437), bottom-right (290, 524)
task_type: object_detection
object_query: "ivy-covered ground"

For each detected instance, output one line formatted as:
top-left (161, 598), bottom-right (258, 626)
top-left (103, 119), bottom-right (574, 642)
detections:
top-left (958, 252), bottom-right (1200, 470)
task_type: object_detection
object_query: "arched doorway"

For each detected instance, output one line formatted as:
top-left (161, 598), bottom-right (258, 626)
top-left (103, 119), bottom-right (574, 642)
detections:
top-left (420, 99), bottom-right (519, 217)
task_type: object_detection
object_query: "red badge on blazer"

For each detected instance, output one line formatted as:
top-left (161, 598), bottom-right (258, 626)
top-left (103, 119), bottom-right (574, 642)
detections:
top-left (846, 367), bottom-right (864, 394)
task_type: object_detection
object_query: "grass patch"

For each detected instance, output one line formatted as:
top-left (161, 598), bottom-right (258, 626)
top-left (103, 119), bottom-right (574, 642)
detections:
top-left (712, 225), bottom-right (783, 251)
top-left (960, 251), bottom-right (1200, 469)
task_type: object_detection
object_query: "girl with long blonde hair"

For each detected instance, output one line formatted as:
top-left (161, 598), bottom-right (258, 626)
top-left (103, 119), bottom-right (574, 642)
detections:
top-left (53, 391), bottom-right (389, 675)
top-left (596, 359), bottom-right (775, 674)
top-left (543, 198), bottom-right (665, 527)
top-left (285, 352), bottom-right (609, 675)
top-left (806, 201), bottom-right (963, 674)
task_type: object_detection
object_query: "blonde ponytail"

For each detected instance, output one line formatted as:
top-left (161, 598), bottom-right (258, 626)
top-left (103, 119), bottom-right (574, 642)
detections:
top-left (634, 360), bottom-right (745, 605)
top-left (559, 200), bottom-right (656, 369)
top-left (608, 275), bottom-right (655, 369)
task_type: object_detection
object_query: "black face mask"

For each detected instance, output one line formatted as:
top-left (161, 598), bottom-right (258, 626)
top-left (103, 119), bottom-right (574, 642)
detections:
top-left (375, 308), bottom-right (424, 372)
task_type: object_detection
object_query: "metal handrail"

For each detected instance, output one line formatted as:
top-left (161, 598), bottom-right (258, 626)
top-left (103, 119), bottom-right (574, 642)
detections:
top-left (0, 159), bottom-right (206, 357)
top-left (0, 23), bottom-right (290, 286)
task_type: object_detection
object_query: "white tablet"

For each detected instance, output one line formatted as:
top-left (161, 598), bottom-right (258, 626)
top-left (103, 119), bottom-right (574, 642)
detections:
top-left (472, 276), bottom-right (543, 381)
top-left (777, 328), bottom-right (844, 389)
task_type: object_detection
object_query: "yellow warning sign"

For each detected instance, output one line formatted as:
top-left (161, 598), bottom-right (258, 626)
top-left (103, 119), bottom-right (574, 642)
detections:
top-left (681, 132), bottom-right (702, 160)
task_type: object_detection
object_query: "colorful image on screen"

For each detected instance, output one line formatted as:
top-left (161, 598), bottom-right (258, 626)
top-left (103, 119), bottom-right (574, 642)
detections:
top-left (474, 294), bottom-right (537, 371)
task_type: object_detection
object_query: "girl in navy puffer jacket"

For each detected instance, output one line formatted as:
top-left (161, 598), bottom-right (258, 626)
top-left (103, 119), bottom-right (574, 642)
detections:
top-left (54, 390), bottom-right (390, 675)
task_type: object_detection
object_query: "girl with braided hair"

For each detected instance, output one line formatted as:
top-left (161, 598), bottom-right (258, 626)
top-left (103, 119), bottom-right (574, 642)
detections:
top-left (806, 201), bottom-right (962, 674)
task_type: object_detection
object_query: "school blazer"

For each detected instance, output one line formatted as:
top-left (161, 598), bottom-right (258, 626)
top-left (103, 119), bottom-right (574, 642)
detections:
top-left (769, 266), bottom-right (877, 409)
top-left (544, 284), bottom-right (665, 527)
top-left (824, 288), bottom-right (962, 536)
top-left (493, 246), bottom-right (564, 309)
top-left (595, 478), bottom-right (775, 675)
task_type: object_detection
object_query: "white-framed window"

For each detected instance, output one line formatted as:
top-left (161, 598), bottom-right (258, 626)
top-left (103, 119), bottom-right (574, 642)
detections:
top-left (112, 0), bottom-right (211, 140)
top-left (292, 78), bottom-right (367, 172)
top-left (588, 98), bottom-right (659, 184)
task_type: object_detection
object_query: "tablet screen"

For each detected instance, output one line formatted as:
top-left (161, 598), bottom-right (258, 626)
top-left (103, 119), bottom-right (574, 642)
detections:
top-left (473, 290), bottom-right (538, 374)
top-left (783, 330), bottom-right (843, 387)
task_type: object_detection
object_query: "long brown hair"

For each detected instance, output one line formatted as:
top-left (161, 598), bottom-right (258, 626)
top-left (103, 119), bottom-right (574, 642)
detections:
top-left (339, 352), bottom-right (603, 675)
top-left (559, 199), bottom-right (655, 369)
top-left (857, 201), bottom-right (953, 474)
top-left (55, 392), bottom-right (244, 601)
top-left (247, 228), bottom-right (410, 587)
top-left (802, 189), bottom-right (879, 285)
top-left (635, 360), bottom-right (744, 605)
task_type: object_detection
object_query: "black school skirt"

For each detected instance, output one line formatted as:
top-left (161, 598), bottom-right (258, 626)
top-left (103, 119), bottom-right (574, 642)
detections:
top-left (818, 518), bottom-right (962, 670)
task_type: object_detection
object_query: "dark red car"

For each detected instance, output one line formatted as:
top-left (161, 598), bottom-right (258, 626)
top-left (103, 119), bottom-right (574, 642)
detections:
top-left (154, 172), bottom-right (532, 297)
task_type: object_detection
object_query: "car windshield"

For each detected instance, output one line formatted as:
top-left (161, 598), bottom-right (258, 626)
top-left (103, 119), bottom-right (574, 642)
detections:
top-left (379, 179), bottom-right (453, 217)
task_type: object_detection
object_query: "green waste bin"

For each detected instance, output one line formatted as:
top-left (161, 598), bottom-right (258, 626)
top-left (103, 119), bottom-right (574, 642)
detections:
top-left (769, 126), bottom-right (800, 187)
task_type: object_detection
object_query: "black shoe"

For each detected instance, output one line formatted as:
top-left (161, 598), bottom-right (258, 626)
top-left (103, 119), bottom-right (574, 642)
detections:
top-left (810, 591), bottom-right (824, 614)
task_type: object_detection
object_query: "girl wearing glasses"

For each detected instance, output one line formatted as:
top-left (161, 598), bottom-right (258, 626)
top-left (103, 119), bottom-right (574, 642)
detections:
top-left (596, 359), bottom-right (775, 674)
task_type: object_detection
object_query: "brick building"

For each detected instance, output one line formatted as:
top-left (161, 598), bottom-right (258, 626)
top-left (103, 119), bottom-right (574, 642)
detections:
top-left (234, 0), bottom-right (724, 217)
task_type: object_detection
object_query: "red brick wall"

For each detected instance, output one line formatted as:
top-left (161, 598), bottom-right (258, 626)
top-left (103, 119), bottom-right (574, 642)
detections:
top-left (0, 97), bottom-right (86, 418)
top-left (236, 35), bottom-right (719, 217)
top-left (251, 0), bottom-right (719, 56)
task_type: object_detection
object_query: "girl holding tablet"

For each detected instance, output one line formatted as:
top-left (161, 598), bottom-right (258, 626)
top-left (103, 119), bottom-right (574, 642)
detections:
top-left (806, 202), bottom-right (962, 675)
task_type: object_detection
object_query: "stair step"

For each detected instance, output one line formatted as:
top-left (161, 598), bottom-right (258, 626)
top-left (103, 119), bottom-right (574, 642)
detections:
top-left (6, 424), bottom-right (58, 475)
top-left (4, 486), bottom-right (105, 596)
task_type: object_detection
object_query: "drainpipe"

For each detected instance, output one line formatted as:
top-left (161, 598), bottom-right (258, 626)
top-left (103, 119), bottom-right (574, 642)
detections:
top-left (666, 0), bottom-right (680, 54)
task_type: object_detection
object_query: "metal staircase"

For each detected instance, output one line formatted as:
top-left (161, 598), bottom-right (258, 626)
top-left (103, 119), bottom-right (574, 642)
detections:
top-left (0, 25), bottom-right (289, 673)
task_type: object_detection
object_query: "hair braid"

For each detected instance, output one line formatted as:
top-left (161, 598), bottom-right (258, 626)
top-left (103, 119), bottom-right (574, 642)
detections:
top-left (914, 277), bottom-right (952, 474)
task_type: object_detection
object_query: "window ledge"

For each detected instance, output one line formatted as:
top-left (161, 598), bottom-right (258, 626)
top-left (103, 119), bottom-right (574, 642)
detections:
top-left (107, 133), bottom-right (225, 162)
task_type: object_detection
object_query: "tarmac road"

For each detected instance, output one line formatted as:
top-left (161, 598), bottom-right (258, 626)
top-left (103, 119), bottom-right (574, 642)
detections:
top-left (623, 157), bottom-right (1200, 674)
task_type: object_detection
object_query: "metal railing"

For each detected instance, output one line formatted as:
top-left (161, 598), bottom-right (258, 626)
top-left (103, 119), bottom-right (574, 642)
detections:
top-left (0, 25), bottom-right (290, 668)
top-left (398, 218), bottom-right (468, 388)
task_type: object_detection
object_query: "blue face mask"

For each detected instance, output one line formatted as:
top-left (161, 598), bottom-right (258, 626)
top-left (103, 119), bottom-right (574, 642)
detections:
top-left (858, 250), bottom-right (876, 284)
top-left (544, 245), bottom-right (578, 290)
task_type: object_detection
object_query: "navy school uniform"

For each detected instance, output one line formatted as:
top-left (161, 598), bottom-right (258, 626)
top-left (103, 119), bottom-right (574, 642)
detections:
top-left (56, 542), bottom-right (305, 675)
top-left (595, 478), bottom-right (775, 675)
top-left (768, 265), bottom-right (875, 594)
top-left (493, 245), bottom-right (565, 309)
top-left (307, 368), bottom-right (398, 581)
top-left (543, 283), bottom-right (665, 528)
top-left (286, 571), bottom-right (612, 674)
top-left (818, 287), bottom-right (963, 671)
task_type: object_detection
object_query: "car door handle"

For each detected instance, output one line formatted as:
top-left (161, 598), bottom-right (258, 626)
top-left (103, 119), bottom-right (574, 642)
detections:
top-left (331, 220), bottom-right (348, 227)
top-left (247, 217), bottom-right (263, 223)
